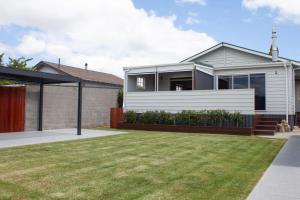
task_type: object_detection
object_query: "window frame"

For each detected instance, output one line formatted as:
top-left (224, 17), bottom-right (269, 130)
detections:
top-left (217, 73), bottom-right (266, 111)
top-left (250, 73), bottom-right (266, 111)
top-left (136, 77), bottom-right (145, 89)
top-left (217, 75), bottom-right (233, 90)
top-left (233, 74), bottom-right (249, 89)
top-left (175, 84), bottom-right (183, 91)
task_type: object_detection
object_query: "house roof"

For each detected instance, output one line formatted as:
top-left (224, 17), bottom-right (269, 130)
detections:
top-left (181, 42), bottom-right (300, 65)
top-left (35, 61), bottom-right (123, 86)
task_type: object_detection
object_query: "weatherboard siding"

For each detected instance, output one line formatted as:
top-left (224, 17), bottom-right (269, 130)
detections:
top-left (125, 89), bottom-right (255, 115)
top-left (38, 66), bottom-right (61, 74)
top-left (215, 66), bottom-right (294, 115)
top-left (194, 47), bottom-right (271, 67)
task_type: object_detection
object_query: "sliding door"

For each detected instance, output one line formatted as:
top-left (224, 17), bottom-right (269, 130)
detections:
top-left (250, 74), bottom-right (265, 110)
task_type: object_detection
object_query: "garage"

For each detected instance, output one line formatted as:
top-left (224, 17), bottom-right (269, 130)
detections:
top-left (0, 65), bottom-right (83, 135)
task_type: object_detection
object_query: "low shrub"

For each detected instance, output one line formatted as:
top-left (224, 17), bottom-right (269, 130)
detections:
top-left (158, 111), bottom-right (174, 125)
top-left (175, 110), bottom-right (192, 125)
top-left (123, 110), bottom-right (136, 123)
top-left (123, 110), bottom-right (244, 127)
top-left (230, 112), bottom-right (244, 127)
top-left (140, 111), bottom-right (160, 124)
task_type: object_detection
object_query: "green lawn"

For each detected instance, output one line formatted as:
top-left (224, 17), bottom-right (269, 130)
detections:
top-left (0, 131), bottom-right (285, 200)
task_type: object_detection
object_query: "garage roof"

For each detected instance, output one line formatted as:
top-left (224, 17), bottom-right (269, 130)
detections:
top-left (0, 65), bottom-right (80, 84)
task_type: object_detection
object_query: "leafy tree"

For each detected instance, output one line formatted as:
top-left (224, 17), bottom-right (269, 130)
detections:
top-left (0, 55), bottom-right (33, 85)
top-left (7, 57), bottom-right (33, 70)
top-left (117, 88), bottom-right (123, 108)
top-left (0, 53), bottom-right (4, 65)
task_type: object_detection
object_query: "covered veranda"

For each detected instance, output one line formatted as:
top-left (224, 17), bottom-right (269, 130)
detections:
top-left (124, 62), bottom-right (214, 92)
top-left (0, 65), bottom-right (83, 135)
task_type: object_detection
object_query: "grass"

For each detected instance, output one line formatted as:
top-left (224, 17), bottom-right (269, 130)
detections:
top-left (0, 130), bottom-right (285, 200)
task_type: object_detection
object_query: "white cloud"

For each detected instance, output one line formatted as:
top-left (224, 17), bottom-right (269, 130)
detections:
top-left (186, 12), bottom-right (203, 25)
top-left (0, 42), bottom-right (15, 59)
top-left (243, 0), bottom-right (300, 24)
top-left (0, 42), bottom-right (10, 53)
top-left (186, 17), bottom-right (201, 25)
top-left (17, 34), bottom-right (46, 55)
top-left (0, 0), bottom-right (216, 77)
top-left (176, 0), bottom-right (206, 5)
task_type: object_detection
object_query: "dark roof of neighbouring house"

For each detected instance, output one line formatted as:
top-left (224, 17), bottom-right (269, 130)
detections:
top-left (35, 61), bottom-right (123, 86)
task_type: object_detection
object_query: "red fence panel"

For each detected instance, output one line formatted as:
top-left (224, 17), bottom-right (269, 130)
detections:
top-left (0, 86), bottom-right (25, 133)
top-left (110, 108), bottom-right (123, 128)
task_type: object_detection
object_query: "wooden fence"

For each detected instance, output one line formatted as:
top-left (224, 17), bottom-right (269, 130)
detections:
top-left (0, 86), bottom-right (25, 133)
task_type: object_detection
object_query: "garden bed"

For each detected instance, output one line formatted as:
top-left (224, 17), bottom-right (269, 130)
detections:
top-left (117, 123), bottom-right (252, 136)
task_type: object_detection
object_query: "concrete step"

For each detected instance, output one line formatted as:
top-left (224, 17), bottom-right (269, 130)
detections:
top-left (253, 130), bottom-right (275, 135)
top-left (256, 117), bottom-right (282, 122)
top-left (255, 125), bottom-right (276, 130)
top-left (257, 121), bottom-right (278, 126)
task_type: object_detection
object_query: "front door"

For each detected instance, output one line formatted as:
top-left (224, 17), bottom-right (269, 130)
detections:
top-left (250, 74), bottom-right (266, 111)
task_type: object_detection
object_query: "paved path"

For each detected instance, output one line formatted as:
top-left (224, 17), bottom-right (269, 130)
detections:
top-left (248, 135), bottom-right (300, 200)
top-left (0, 129), bottom-right (124, 148)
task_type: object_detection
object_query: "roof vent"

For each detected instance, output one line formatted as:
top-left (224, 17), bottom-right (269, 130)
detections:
top-left (85, 63), bottom-right (88, 70)
top-left (271, 26), bottom-right (279, 62)
top-left (58, 58), bottom-right (61, 68)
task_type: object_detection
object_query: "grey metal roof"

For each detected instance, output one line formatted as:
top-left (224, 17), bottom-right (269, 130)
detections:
top-left (0, 65), bottom-right (80, 84)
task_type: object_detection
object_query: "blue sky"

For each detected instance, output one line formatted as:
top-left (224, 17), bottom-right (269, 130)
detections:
top-left (134, 0), bottom-right (300, 60)
top-left (0, 0), bottom-right (299, 76)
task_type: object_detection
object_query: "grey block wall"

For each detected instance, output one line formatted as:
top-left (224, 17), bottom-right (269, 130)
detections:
top-left (25, 85), bottom-right (40, 131)
top-left (25, 83), bottom-right (120, 131)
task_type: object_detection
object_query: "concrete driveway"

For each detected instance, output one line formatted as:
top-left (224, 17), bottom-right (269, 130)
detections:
top-left (248, 135), bottom-right (300, 200)
top-left (0, 129), bottom-right (124, 148)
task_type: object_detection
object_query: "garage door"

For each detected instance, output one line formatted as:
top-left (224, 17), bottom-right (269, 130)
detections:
top-left (0, 86), bottom-right (25, 133)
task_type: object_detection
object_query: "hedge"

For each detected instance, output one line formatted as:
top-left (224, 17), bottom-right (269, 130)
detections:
top-left (123, 110), bottom-right (244, 128)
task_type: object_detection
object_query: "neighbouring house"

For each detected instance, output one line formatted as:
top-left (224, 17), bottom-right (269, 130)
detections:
top-left (23, 61), bottom-right (123, 130)
top-left (123, 28), bottom-right (300, 134)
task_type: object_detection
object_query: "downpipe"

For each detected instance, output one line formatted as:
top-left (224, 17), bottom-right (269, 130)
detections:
top-left (284, 62), bottom-right (289, 123)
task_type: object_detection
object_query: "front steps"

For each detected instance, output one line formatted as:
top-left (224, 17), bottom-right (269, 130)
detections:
top-left (296, 112), bottom-right (300, 126)
top-left (253, 116), bottom-right (281, 135)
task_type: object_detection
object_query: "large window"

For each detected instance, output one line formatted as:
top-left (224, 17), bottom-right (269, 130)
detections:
top-left (218, 76), bottom-right (232, 89)
top-left (170, 77), bottom-right (192, 91)
top-left (233, 75), bottom-right (248, 89)
top-left (218, 73), bottom-right (266, 110)
top-left (250, 73), bottom-right (266, 110)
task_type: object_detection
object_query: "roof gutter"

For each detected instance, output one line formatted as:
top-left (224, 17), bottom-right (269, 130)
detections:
top-left (123, 62), bottom-right (195, 71)
top-left (214, 62), bottom-right (285, 70)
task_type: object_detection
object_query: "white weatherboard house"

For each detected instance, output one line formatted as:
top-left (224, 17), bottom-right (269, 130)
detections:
top-left (123, 28), bottom-right (300, 130)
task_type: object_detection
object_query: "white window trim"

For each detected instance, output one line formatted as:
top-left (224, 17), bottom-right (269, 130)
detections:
top-left (136, 77), bottom-right (145, 89)
top-left (216, 73), bottom-right (266, 111)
